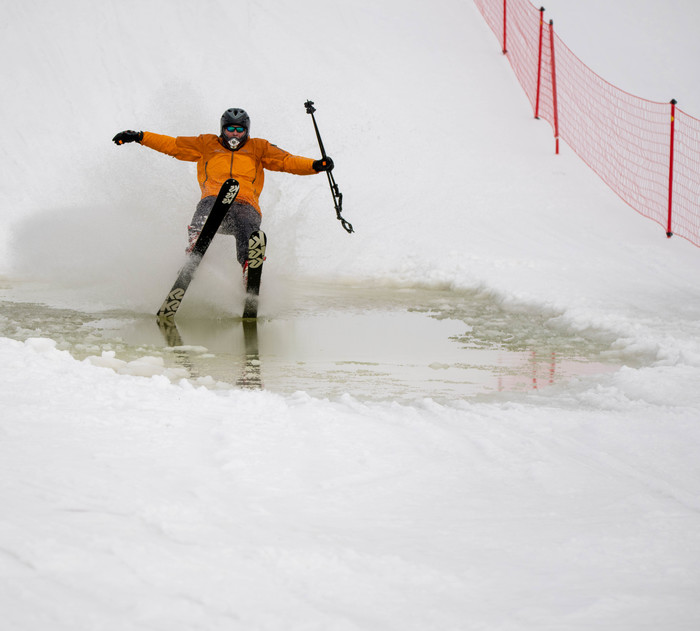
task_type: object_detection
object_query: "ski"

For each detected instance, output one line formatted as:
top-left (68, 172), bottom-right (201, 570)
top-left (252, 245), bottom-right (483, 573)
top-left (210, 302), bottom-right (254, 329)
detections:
top-left (156, 179), bottom-right (239, 320)
top-left (242, 230), bottom-right (266, 319)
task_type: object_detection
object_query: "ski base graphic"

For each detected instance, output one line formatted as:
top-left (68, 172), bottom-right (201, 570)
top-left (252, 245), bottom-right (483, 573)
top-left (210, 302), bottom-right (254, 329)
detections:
top-left (242, 230), bottom-right (266, 319)
top-left (156, 179), bottom-right (239, 320)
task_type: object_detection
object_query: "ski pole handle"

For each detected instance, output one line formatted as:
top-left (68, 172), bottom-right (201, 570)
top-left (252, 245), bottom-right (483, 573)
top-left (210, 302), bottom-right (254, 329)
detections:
top-left (305, 100), bottom-right (328, 158)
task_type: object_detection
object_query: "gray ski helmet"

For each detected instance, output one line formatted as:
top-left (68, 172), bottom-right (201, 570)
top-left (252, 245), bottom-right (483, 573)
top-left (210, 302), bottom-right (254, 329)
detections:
top-left (220, 108), bottom-right (250, 134)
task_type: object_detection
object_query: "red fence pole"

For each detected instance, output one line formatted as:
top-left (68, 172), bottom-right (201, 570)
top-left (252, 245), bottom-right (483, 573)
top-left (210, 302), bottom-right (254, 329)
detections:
top-left (502, 0), bottom-right (507, 54)
top-left (549, 19), bottom-right (560, 154)
top-left (667, 99), bottom-right (677, 238)
top-left (535, 7), bottom-right (545, 119)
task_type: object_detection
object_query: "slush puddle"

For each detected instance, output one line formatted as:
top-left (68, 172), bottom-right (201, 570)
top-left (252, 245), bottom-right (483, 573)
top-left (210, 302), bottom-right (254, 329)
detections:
top-left (0, 279), bottom-right (628, 403)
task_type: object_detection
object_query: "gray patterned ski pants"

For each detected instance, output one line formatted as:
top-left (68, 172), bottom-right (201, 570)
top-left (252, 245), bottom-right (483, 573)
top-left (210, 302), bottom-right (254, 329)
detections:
top-left (189, 195), bottom-right (261, 266)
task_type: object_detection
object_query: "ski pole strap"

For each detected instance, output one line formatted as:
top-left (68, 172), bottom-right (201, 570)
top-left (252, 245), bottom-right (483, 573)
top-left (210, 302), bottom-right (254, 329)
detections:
top-left (327, 170), bottom-right (353, 233)
top-left (305, 100), bottom-right (354, 234)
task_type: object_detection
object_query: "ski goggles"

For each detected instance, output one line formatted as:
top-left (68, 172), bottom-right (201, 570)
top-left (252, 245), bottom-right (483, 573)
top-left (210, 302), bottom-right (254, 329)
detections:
top-left (225, 125), bottom-right (246, 133)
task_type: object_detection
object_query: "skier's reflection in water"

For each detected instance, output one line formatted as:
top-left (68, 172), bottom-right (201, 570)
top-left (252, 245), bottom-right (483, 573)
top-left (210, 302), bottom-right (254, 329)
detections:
top-left (236, 320), bottom-right (263, 389)
top-left (156, 318), bottom-right (263, 390)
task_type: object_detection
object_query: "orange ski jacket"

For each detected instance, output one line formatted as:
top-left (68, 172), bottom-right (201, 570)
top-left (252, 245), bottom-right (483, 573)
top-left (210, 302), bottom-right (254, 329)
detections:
top-left (140, 132), bottom-right (317, 214)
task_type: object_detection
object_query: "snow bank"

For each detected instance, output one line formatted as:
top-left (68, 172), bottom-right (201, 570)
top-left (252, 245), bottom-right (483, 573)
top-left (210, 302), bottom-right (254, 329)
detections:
top-left (3, 333), bottom-right (700, 629)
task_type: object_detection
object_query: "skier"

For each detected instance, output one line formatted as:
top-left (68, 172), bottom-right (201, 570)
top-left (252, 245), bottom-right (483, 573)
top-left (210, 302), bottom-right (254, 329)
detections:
top-left (112, 107), bottom-right (334, 272)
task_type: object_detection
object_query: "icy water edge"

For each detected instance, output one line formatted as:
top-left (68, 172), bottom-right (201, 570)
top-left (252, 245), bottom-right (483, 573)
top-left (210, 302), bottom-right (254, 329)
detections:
top-left (0, 279), bottom-right (635, 404)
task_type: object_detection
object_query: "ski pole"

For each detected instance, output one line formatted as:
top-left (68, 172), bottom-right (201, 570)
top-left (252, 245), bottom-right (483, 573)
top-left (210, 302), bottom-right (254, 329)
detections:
top-left (304, 100), bottom-right (354, 234)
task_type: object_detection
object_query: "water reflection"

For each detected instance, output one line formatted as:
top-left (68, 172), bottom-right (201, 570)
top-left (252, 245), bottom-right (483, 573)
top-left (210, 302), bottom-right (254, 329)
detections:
top-left (237, 321), bottom-right (263, 390)
top-left (144, 309), bottom-right (620, 402)
top-left (156, 318), bottom-right (199, 380)
top-left (0, 280), bottom-right (637, 403)
top-left (157, 318), bottom-right (263, 390)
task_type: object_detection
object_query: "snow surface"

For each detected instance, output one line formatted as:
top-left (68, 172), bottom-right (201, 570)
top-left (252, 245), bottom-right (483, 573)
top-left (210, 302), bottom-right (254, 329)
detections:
top-left (2, 1), bottom-right (700, 629)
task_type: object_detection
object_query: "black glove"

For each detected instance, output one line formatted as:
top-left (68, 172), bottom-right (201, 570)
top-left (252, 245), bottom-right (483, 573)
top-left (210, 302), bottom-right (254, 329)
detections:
top-left (312, 156), bottom-right (334, 172)
top-left (112, 130), bottom-right (144, 145)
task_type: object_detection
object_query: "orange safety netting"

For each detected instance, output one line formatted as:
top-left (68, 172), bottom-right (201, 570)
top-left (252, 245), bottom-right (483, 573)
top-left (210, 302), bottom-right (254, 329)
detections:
top-left (473, 0), bottom-right (700, 246)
